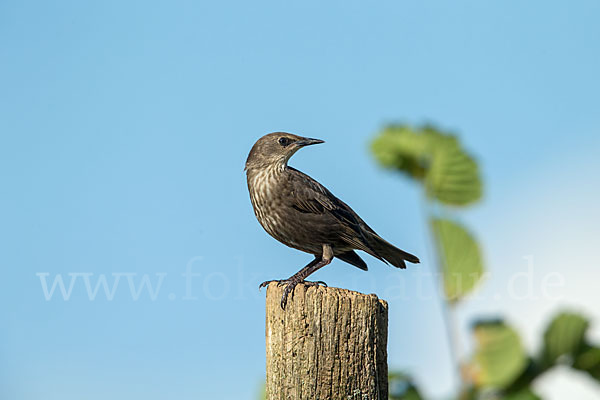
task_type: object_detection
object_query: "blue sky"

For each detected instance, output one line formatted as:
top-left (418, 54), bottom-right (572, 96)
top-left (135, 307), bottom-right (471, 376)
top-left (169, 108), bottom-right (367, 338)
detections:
top-left (1, 1), bottom-right (599, 399)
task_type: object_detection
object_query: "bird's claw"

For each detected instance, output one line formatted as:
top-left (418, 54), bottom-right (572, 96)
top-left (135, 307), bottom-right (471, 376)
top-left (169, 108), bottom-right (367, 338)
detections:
top-left (258, 280), bottom-right (286, 290)
top-left (303, 280), bottom-right (327, 288)
top-left (258, 279), bottom-right (328, 309)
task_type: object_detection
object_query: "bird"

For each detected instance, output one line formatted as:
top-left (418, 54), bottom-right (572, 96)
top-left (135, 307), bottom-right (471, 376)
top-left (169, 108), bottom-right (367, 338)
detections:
top-left (245, 132), bottom-right (419, 309)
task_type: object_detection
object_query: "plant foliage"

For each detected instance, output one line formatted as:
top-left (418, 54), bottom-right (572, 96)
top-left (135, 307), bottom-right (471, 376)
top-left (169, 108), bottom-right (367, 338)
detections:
top-left (369, 123), bottom-right (599, 400)
top-left (431, 218), bottom-right (484, 301)
top-left (471, 320), bottom-right (528, 388)
top-left (371, 125), bottom-right (482, 206)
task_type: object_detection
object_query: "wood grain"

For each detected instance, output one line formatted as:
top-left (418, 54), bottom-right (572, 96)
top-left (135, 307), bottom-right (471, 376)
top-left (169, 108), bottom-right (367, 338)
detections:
top-left (265, 283), bottom-right (388, 399)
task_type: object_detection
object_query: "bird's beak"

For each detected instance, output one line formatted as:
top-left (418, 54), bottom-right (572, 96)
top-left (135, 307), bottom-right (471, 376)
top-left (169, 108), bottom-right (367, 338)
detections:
top-left (295, 137), bottom-right (325, 147)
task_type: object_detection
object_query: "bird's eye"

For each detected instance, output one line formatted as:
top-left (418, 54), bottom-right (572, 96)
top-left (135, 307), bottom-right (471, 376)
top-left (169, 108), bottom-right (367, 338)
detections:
top-left (278, 137), bottom-right (292, 147)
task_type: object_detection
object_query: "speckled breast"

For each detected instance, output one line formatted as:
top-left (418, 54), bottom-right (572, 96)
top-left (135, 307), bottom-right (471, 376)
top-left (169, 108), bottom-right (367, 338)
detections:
top-left (246, 166), bottom-right (322, 255)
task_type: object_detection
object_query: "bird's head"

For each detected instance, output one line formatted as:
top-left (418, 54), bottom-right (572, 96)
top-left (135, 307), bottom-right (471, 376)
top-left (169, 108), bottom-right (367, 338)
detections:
top-left (245, 132), bottom-right (324, 171)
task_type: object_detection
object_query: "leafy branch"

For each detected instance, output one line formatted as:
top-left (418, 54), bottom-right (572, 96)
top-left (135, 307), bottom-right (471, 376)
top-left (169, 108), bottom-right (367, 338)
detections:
top-left (371, 124), bottom-right (599, 399)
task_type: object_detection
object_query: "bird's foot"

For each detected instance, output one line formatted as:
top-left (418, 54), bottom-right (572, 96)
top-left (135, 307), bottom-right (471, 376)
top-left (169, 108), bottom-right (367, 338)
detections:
top-left (258, 279), bottom-right (327, 290)
top-left (258, 279), bottom-right (327, 309)
top-left (258, 279), bottom-right (286, 290)
top-left (300, 280), bottom-right (328, 288)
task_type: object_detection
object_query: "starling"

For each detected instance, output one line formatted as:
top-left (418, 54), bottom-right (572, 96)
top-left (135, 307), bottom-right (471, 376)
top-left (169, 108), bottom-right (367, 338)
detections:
top-left (245, 132), bottom-right (419, 309)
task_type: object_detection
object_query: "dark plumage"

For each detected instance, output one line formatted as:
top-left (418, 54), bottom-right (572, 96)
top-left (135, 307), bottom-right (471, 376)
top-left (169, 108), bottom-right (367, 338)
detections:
top-left (246, 132), bottom-right (419, 308)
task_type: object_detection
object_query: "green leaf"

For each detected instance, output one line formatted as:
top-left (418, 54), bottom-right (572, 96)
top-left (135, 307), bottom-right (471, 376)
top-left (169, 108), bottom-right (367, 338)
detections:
top-left (426, 135), bottom-right (482, 206)
top-left (542, 312), bottom-right (589, 365)
top-left (370, 124), bottom-right (483, 206)
top-left (471, 320), bottom-right (528, 389)
top-left (388, 372), bottom-right (424, 400)
top-left (370, 125), bottom-right (432, 181)
top-left (573, 344), bottom-right (600, 382)
top-left (431, 218), bottom-right (484, 301)
top-left (503, 387), bottom-right (542, 400)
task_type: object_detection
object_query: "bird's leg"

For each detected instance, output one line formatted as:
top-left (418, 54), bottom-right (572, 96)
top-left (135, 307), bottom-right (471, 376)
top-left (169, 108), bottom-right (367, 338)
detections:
top-left (258, 257), bottom-right (322, 290)
top-left (259, 244), bottom-right (334, 309)
top-left (279, 259), bottom-right (331, 309)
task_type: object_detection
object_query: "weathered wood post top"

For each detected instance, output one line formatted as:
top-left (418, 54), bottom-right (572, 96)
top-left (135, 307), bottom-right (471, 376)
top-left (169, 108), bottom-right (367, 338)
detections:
top-left (265, 283), bottom-right (388, 400)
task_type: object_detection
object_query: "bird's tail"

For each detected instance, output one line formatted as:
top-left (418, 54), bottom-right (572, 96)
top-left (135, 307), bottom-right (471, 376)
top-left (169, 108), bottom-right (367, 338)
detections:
top-left (367, 234), bottom-right (420, 269)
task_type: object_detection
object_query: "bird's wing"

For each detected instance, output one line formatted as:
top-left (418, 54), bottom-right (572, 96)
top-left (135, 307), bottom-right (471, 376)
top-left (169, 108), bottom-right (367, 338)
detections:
top-left (287, 167), bottom-right (385, 261)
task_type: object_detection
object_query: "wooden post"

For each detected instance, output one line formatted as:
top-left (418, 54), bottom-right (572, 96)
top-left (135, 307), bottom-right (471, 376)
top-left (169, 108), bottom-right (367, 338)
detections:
top-left (265, 283), bottom-right (388, 400)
